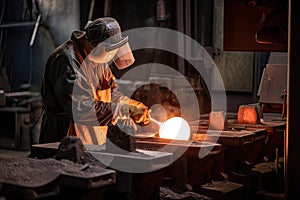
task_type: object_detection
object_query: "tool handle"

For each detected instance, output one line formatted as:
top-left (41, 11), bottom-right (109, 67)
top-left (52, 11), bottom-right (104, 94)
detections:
top-left (150, 117), bottom-right (163, 127)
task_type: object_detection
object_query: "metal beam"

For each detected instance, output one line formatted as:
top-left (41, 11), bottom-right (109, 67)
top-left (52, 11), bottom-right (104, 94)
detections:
top-left (286, 0), bottom-right (300, 198)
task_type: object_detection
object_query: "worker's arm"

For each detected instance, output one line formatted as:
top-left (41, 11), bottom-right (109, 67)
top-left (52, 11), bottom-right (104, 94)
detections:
top-left (50, 54), bottom-right (113, 126)
top-left (107, 69), bottom-right (150, 126)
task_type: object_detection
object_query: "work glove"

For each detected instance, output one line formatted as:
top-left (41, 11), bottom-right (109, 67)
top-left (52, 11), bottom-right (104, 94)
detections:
top-left (112, 99), bottom-right (151, 129)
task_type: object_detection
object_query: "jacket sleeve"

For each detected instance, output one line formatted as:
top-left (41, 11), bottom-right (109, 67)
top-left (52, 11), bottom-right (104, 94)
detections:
top-left (104, 67), bottom-right (131, 113)
top-left (49, 53), bottom-right (114, 126)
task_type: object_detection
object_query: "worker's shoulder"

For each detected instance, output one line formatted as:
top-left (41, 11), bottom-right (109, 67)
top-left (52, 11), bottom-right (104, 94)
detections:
top-left (47, 41), bottom-right (75, 62)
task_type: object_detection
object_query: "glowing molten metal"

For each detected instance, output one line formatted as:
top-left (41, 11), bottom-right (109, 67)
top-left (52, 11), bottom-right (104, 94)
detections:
top-left (158, 117), bottom-right (191, 141)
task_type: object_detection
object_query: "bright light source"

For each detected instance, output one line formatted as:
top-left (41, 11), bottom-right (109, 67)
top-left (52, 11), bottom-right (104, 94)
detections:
top-left (159, 117), bottom-right (190, 140)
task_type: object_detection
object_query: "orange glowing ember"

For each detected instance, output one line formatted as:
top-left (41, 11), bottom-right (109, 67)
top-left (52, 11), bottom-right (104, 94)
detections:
top-left (157, 117), bottom-right (191, 140)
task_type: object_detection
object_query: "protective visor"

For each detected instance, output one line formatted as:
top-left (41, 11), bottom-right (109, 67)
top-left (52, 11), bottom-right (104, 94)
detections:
top-left (113, 37), bottom-right (135, 69)
top-left (113, 42), bottom-right (135, 69)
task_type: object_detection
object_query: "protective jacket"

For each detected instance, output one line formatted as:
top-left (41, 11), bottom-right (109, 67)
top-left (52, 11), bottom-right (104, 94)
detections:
top-left (40, 31), bottom-right (127, 144)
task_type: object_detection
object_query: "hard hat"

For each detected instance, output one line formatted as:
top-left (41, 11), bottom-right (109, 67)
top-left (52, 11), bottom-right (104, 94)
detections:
top-left (85, 17), bottom-right (128, 52)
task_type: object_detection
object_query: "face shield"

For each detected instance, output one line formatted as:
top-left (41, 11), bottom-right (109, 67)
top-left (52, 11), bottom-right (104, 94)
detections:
top-left (113, 40), bottom-right (135, 70)
top-left (85, 17), bottom-right (135, 69)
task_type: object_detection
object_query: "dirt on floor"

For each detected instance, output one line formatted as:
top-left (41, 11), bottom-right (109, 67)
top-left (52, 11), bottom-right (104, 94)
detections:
top-left (0, 156), bottom-right (85, 188)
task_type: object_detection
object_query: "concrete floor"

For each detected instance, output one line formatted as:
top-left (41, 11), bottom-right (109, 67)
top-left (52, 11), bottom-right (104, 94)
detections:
top-left (0, 149), bottom-right (31, 158)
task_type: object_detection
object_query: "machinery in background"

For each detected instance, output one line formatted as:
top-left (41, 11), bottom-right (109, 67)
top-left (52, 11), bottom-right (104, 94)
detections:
top-left (0, 85), bottom-right (43, 150)
top-left (258, 64), bottom-right (287, 119)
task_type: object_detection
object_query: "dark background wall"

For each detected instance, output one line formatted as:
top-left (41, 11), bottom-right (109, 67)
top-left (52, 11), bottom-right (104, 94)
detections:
top-left (0, 0), bottom-right (79, 91)
top-left (0, 0), bottom-right (276, 112)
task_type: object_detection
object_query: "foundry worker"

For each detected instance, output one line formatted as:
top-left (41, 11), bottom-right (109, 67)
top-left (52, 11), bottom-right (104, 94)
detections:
top-left (39, 17), bottom-right (150, 145)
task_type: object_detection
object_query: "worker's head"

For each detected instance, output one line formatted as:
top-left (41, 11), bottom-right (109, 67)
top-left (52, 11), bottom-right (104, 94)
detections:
top-left (85, 17), bottom-right (134, 69)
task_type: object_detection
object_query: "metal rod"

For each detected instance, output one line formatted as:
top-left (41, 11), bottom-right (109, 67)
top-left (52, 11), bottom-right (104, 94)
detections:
top-left (29, 14), bottom-right (42, 46)
top-left (104, 0), bottom-right (112, 16)
top-left (88, 0), bottom-right (95, 21)
top-left (150, 117), bottom-right (163, 127)
top-left (0, 21), bottom-right (35, 28)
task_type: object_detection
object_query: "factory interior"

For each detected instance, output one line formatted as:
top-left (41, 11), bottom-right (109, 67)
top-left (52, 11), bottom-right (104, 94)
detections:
top-left (0, 0), bottom-right (300, 199)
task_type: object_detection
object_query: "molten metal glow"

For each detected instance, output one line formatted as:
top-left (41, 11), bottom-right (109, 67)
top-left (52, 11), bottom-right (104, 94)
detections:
top-left (159, 117), bottom-right (190, 140)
